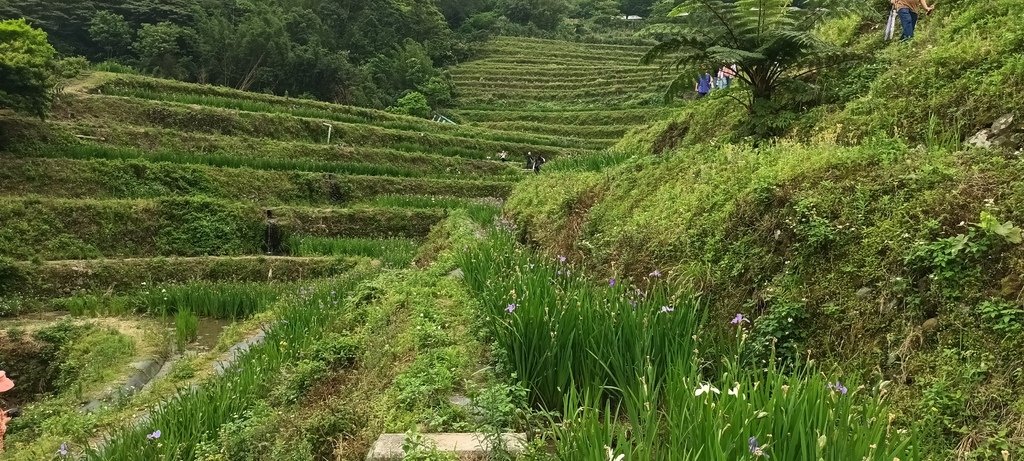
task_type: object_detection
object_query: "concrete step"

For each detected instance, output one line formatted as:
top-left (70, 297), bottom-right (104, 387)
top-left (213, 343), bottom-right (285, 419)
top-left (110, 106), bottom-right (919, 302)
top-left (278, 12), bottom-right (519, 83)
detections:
top-left (366, 433), bottom-right (526, 460)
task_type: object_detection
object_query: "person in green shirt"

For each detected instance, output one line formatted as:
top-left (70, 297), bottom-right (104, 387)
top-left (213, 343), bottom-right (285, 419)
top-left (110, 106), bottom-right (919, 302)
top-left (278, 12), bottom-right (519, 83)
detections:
top-left (893, 0), bottom-right (935, 40)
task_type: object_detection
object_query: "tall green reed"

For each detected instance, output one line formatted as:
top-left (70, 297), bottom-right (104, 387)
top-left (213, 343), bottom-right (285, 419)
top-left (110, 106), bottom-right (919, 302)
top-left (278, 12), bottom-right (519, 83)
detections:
top-left (457, 232), bottom-right (703, 409)
top-left (460, 231), bottom-right (919, 459)
top-left (90, 274), bottom-right (368, 460)
top-left (285, 236), bottom-right (418, 267)
top-left (63, 282), bottom-right (282, 320)
top-left (174, 308), bottom-right (199, 350)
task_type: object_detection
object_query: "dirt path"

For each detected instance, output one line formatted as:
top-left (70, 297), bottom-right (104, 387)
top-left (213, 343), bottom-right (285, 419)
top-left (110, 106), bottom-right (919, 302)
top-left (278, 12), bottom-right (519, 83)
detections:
top-left (60, 71), bottom-right (116, 95)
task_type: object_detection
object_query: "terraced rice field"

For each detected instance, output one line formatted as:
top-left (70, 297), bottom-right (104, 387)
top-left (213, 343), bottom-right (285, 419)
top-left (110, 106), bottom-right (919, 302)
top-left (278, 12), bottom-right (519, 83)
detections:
top-left (0, 35), bottom-right (673, 460)
top-left (449, 36), bottom-right (676, 146)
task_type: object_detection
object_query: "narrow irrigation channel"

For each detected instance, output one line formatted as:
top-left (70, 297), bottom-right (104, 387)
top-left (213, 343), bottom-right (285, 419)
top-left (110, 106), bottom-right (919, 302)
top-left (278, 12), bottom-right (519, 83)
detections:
top-left (455, 232), bottom-right (920, 460)
top-left (85, 268), bottom-right (376, 460)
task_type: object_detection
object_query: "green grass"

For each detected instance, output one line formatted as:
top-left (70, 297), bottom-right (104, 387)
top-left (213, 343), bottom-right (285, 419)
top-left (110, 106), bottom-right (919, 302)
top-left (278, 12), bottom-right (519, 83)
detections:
top-left (504, 135), bottom-right (1024, 457)
top-left (458, 231), bottom-right (919, 460)
top-left (458, 92), bottom-right (664, 109)
top-left (0, 320), bottom-right (147, 453)
top-left (451, 66), bottom-right (660, 81)
top-left (61, 282), bottom-right (284, 319)
top-left (285, 237), bottom-right (418, 267)
top-left (7, 256), bottom-right (360, 298)
top-left (31, 143), bottom-right (433, 178)
top-left (353, 195), bottom-right (501, 226)
top-left (0, 153), bottom-right (514, 203)
top-left (0, 196), bottom-right (449, 260)
top-left (543, 150), bottom-right (637, 172)
top-left (174, 308), bottom-right (199, 350)
top-left (88, 269), bottom-right (375, 460)
top-left (454, 76), bottom-right (671, 92)
top-left (485, 36), bottom-right (651, 54)
top-left (450, 107), bottom-right (676, 125)
top-left (60, 95), bottom-right (580, 159)
top-left (36, 122), bottom-right (520, 178)
top-left (95, 77), bottom-right (607, 150)
top-left (471, 121), bottom-right (629, 140)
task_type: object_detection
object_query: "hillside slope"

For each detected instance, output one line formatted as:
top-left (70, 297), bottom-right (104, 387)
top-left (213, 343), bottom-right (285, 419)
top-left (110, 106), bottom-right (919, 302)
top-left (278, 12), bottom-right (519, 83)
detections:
top-left (502, 3), bottom-right (1024, 459)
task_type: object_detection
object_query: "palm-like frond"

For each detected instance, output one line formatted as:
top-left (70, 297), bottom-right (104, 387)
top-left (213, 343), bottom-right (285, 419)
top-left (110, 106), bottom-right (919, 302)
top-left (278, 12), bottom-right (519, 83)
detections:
top-left (643, 0), bottom-right (865, 109)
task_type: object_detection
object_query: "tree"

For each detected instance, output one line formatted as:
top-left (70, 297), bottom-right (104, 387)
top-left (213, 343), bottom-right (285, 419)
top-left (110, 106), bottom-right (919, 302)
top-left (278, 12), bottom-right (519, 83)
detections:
top-left (134, 21), bottom-right (190, 78)
top-left (89, 11), bottom-right (133, 59)
top-left (0, 18), bottom-right (57, 118)
top-left (642, 0), bottom-right (861, 130)
top-left (621, 0), bottom-right (659, 16)
top-left (496, 0), bottom-right (571, 30)
top-left (574, 0), bottom-right (622, 20)
top-left (436, 0), bottom-right (488, 27)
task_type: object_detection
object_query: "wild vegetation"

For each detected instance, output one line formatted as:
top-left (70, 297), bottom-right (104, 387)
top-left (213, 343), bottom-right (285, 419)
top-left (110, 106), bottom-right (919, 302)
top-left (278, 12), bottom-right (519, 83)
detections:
top-left (2, 0), bottom-right (1022, 458)
top-left (459, 232), bottom-right (918, 459)
top-left (497, 0), bottom-right (1024, 458)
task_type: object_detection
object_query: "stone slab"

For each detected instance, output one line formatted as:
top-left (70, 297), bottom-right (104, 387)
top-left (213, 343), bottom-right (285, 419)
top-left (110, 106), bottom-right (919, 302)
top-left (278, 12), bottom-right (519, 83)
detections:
top-left (366, 433), bottom-right (526, 461)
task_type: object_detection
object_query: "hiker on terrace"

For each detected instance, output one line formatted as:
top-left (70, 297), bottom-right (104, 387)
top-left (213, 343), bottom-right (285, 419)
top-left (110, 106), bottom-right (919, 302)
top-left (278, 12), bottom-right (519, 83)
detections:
top-left (695, 71), bottom-right (713, 98)
top-left (525, 152), bottom-right (535, 170)
top-left (0, 371), bottom-right (14, 452)
top-left (892, 0), bottom-right (934, 40)
top-left (717, 65), bottom-right (737, 89)
top-left (533, 155), bottom-right (547, 174)
top-left (498, 151), bottom-right (509, 162)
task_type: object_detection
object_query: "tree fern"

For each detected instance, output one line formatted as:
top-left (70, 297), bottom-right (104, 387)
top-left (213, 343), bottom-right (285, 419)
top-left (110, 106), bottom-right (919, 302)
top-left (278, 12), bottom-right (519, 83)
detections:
top-left (642, 0), bottom-right (864, 116)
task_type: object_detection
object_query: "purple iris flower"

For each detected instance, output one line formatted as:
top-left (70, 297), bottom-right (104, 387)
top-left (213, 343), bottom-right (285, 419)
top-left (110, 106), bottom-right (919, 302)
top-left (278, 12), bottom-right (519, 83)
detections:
top-left (609, 278), bottom-right (616, 287)
top-left (505, 303), bottom-right (517, 314)
top-left (748, 436), bottom-right (766, 456)
top-left (831, 380), bottom-right (848, 395)
top-left (730, 313), bottom-right (749, 325)
top-left (557, 255), bottom-right (567, 263)
top-left (147, 430), bottom-right (162, 441)
top-left (649, 269), bottom-right (662, 277)
top-left (57, 443), bottom-right (69, 457)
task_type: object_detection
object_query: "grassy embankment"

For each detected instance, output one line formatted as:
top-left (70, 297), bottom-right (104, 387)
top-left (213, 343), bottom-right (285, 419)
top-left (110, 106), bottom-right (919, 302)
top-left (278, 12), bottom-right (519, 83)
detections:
top-left (499, 2), bottom-right (1024, 458)
top-left (0, 60), bottom-right (540, 457)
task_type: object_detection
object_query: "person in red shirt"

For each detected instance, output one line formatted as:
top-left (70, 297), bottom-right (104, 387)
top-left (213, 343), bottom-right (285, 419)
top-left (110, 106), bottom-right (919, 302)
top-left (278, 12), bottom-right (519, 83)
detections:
top-left (893, 0), bottom-right (935, 40)
top-left (0, 371), bottom-right (14, 452)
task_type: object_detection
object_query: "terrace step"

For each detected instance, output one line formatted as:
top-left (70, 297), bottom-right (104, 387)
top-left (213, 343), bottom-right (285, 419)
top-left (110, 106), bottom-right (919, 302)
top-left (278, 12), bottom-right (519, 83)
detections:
top-left (366, 433), bottom-right (527, 461)
top-left (0, 196), bottom-right (446, 260)
top-left (9, 256), bottom-right (361, 297)
top-left (36, 121), bottom-right (521, 177)
top-left (56, 94), bottom-right (583, 158)
top-left (0, 156), bottom-right (513, 203)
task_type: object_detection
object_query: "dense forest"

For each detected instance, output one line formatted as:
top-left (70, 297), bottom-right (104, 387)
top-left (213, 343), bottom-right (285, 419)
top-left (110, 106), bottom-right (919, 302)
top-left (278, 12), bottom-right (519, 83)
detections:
top-left (0, 0), bottom-right (662, 109)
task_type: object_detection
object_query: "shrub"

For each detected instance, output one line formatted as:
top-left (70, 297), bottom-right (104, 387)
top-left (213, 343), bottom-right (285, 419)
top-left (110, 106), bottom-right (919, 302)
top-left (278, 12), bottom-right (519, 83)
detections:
top-left (388, 91), bottom-right (432, 118)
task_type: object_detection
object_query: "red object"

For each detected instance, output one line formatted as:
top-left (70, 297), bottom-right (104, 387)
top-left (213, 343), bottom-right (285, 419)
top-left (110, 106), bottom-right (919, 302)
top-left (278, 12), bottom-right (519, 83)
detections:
top-left (0, 371), bottom-right (12, 393)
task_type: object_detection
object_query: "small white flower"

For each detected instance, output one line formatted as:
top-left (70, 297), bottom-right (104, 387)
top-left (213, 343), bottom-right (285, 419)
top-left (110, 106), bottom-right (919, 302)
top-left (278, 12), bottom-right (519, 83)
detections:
top-left (728, 383), bottom-right (740, 396)
top-left (695, 383), bottom-right (720, 396)
top-left (605, 446), bottom-right (624, 461)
